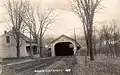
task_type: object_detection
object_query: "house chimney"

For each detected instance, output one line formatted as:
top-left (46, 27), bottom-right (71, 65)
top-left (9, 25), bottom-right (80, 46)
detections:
top-left (4, 31), bottom-right (7, 34)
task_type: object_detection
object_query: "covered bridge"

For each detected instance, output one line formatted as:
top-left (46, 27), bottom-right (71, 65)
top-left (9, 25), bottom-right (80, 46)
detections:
top-left (48, 35), bottom-right (81, 57)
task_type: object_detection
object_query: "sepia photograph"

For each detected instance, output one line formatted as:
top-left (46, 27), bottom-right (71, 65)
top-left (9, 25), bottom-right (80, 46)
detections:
top-left (0, 0), bottom-right (120, 75)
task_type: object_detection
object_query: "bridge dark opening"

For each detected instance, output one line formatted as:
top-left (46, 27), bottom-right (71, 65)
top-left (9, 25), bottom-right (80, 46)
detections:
top-left (55, 42), bottom-right (74, 56)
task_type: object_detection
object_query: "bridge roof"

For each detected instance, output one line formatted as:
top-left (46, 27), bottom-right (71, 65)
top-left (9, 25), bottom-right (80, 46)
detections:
top-left (50, 34), bottom-right (81, 47)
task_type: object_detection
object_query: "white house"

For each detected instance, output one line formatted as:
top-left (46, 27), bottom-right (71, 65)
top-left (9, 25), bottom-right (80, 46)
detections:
top-left (0, 31), bottom-right (37, 58)
top-left (48, 35), bottom-right (81, 57)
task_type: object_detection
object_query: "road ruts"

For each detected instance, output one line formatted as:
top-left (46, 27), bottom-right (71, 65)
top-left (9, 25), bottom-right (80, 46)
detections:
top-left (35, 56), bottom-right (75, 75)
top-left (16, 56), bottom-right (63, 75)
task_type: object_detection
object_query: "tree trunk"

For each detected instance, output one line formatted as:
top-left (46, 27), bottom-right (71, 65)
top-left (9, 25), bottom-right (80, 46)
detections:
top-left (99, 38), bottom-right (102, 55)
top-left (39, 36), bottom-right (42, 57)
top-left (30, 31), bottom-right (33, 58)
top-left (88, 26), bottom-right (94, 60)
top-left (89, 37), bottom-right (94, 60)
top-left (37, 37), bottom-right (40, 54)
top-left (16, 32), bottom-right (20, 58)
top-left (16, 42), bottom-right (20, 58)
top-left (86, 36), bottom-right (90, 56)
top-left (83, 23), bottom-right (89, 56)
top-left (93, 44), bottom-right (97, 56)
top-left (114, 43), bottom-right (118, 57)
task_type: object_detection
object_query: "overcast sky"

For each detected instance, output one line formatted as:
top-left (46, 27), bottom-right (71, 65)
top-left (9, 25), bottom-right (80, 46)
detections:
top-left (0, 0), bottom-right (120, 37)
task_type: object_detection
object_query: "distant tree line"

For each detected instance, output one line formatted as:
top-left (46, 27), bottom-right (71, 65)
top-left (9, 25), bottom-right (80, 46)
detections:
top-left (77, 20), bottom-right (120, 57)
top-left (97, 20), bottom-right (120, 57)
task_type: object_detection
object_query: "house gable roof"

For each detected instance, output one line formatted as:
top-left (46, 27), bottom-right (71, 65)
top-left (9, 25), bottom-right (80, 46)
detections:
top-left (0, 31), bottom-right (34, 43)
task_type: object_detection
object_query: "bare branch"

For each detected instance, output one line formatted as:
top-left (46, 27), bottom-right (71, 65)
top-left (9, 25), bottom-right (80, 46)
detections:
top-left (70, 0), bottom-right (103, 60)
top-left (6, 0), bottom-right (31, 58)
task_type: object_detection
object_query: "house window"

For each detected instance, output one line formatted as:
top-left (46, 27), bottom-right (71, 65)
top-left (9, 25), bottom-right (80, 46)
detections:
top-left (6, 36), bottom-right (10, 44)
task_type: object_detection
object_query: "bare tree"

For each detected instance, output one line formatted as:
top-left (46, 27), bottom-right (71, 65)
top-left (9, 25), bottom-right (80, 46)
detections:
top-left (99, 20), bottom-right (120, 57)
top-left (6, 0), bottom-right (30, 58)
top-left (23, 6), bottom-right (56, 57)
top-left (96, 27), bottom-right (104, 55)
top-left (70, 0), bottom-right (102, 60)
top-left (110, 20), bottom-right (120, 57)
top-left (92, 26), bottom-right (98, 56)
top-left (43, 35), bottom-right (55, 45)
top-left (100, 25), bottom-right (114, 57)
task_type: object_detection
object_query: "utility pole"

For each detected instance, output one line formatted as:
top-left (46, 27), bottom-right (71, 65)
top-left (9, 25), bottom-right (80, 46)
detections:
top-left (74, 28), bottom-right (87, 65)
top-left (74, 28), bottom-right (77, 41)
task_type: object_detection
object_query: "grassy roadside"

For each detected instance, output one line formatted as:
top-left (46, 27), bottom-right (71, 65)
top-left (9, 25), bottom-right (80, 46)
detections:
top-left (73, 56), bottom-right (120, 75)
